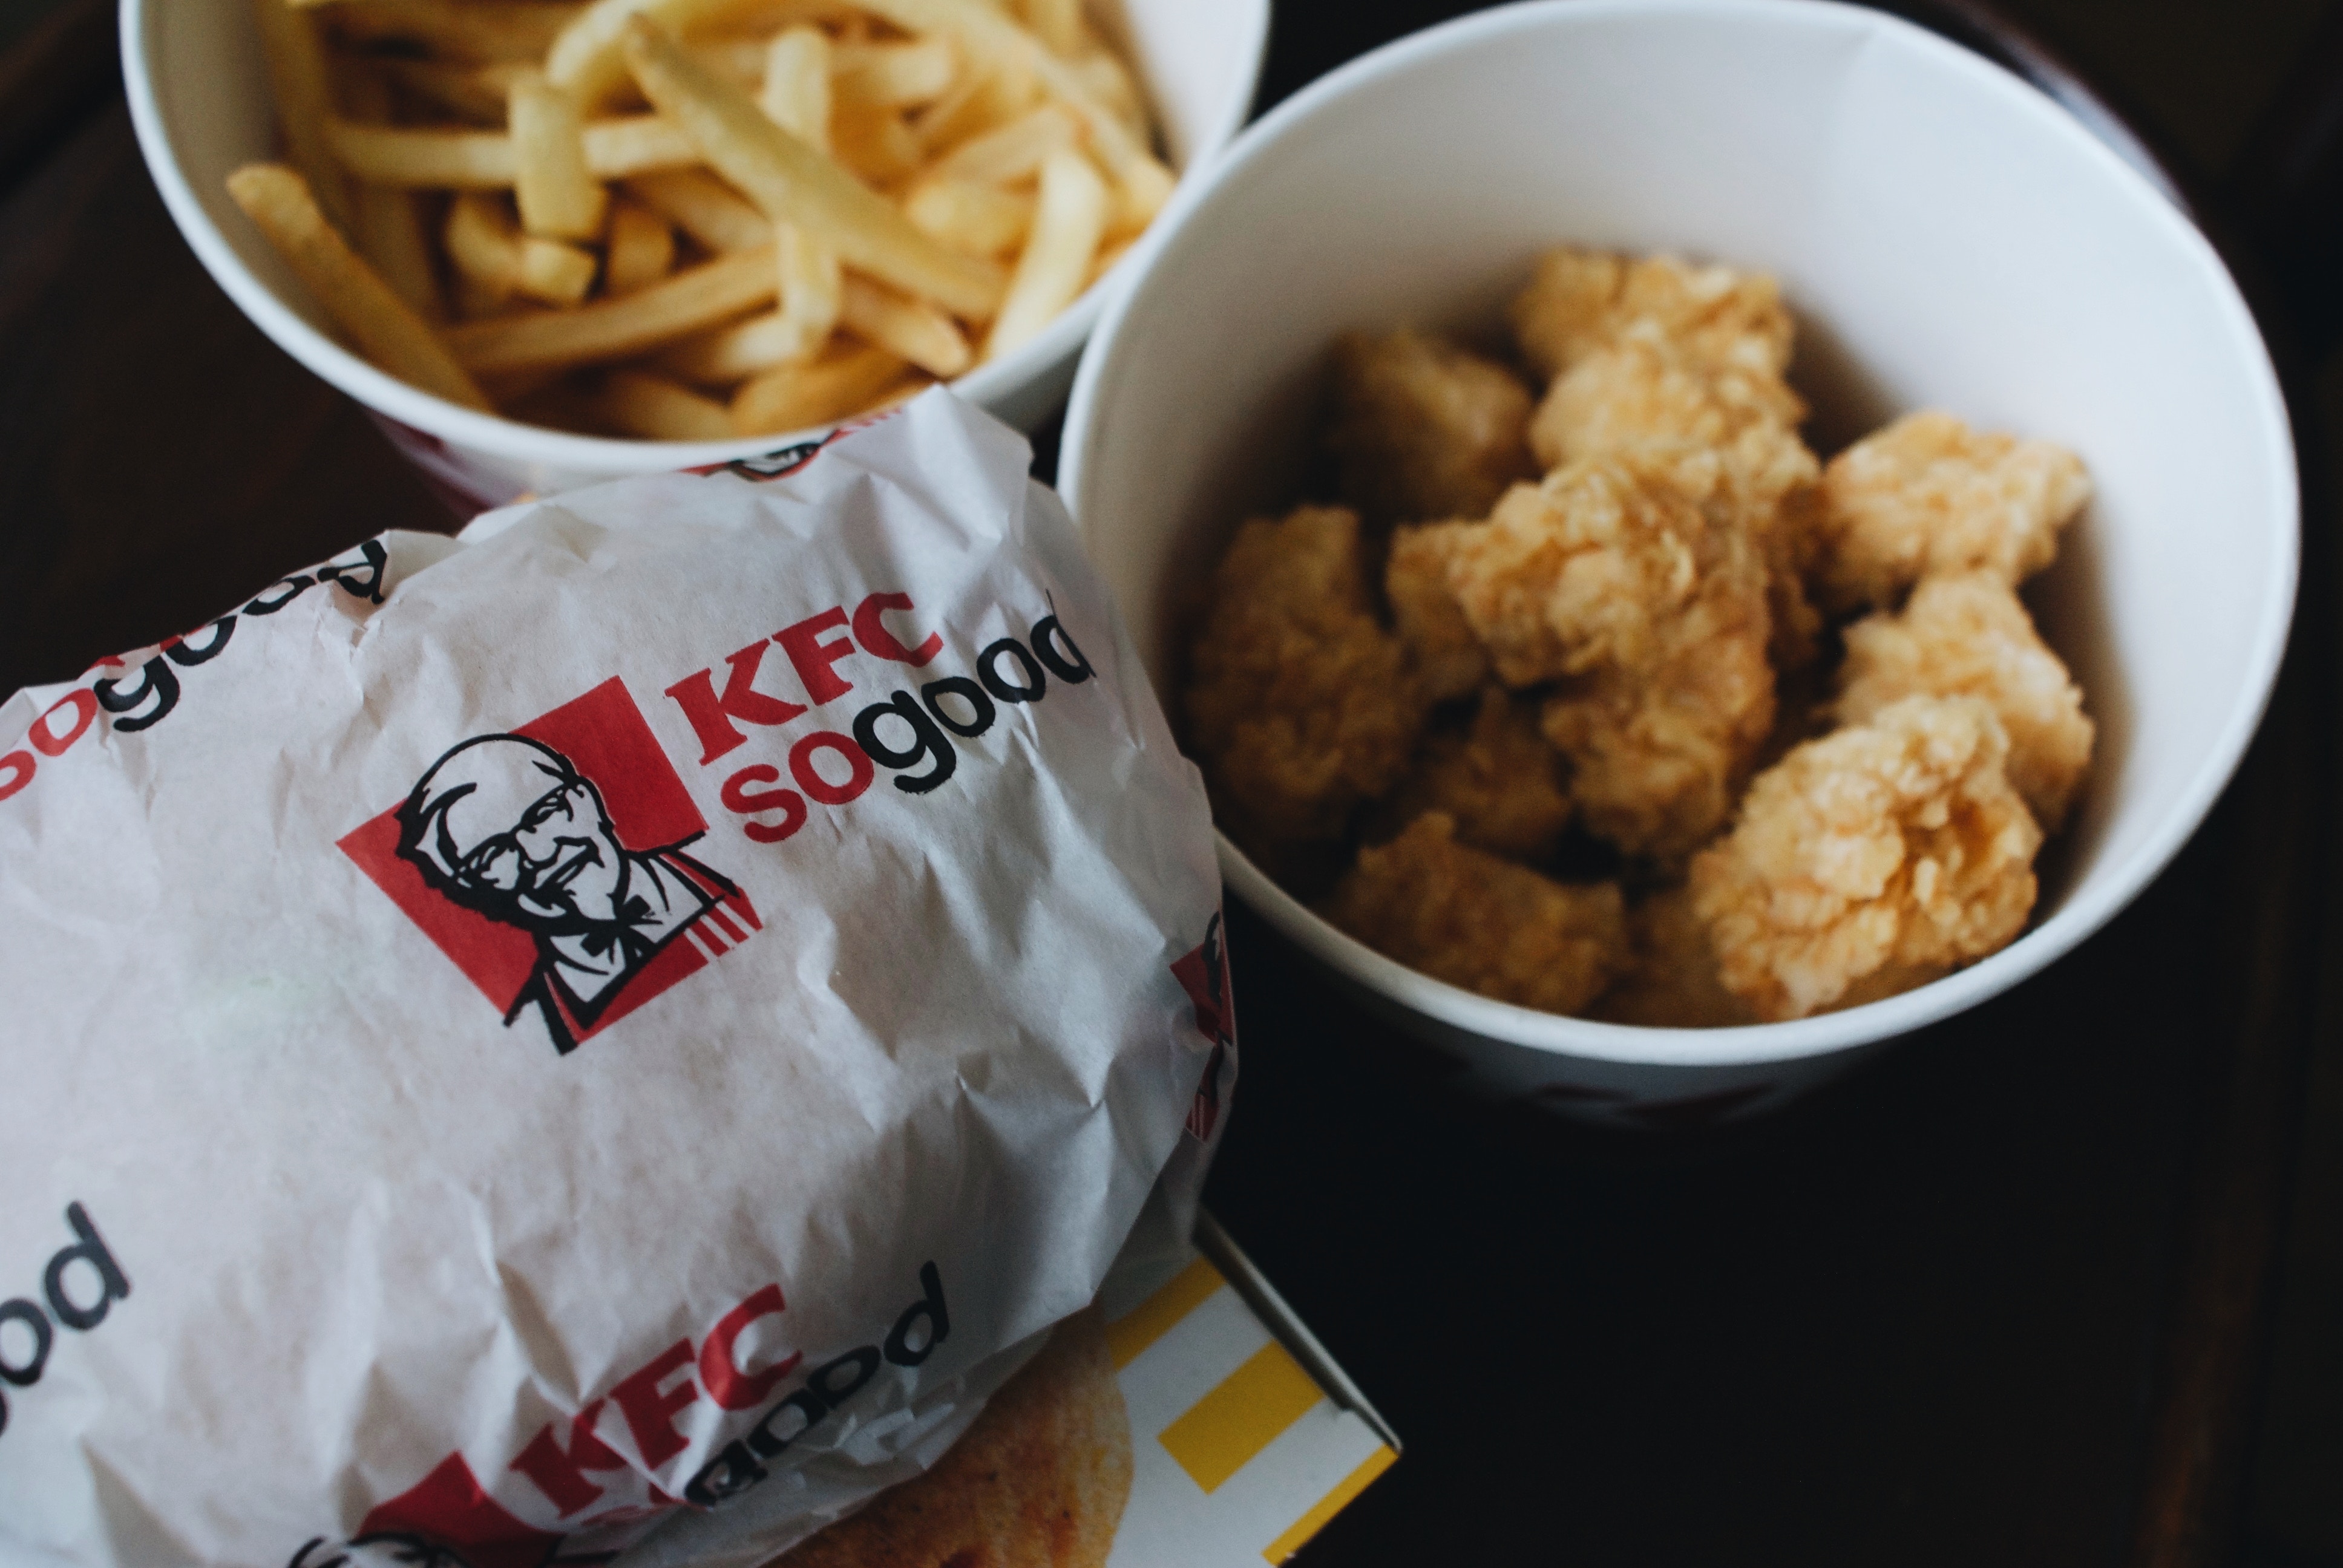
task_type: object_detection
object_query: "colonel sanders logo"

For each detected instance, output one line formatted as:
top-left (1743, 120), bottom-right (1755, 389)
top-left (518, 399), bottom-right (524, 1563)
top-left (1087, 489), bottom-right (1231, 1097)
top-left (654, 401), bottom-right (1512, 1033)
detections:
top-left (341, 678), bottom-right (761, 1055)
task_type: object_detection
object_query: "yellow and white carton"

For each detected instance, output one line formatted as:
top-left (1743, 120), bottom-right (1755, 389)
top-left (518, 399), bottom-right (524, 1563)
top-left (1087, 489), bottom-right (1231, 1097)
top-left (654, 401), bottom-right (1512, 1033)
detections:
top-left (1095, 1214), bottom-right (1399, 1566)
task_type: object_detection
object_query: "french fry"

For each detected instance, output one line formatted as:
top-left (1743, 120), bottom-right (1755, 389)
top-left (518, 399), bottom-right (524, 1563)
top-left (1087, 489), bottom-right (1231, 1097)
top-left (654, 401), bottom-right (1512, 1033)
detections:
top-left (761, 26), bottom-right (831, 150)
top-left (839, 272), bottom-right (969, 376)
top-left (621, 17), bottom-right (1003, 318)
top-left (546, 0), bottom-right (772, 108)
top-left (340, 64), bottom-right (444, 320)
top-left (594, 368), bottom-right (736, 438)
top-left (1067, 45), bottom-right (1143, 136)
top-left (304, 0), bottom-right (586, 65)
top-left (510, 72), bottom-right (609, 238)
top-left (1017, 0), bottom-right (1077, 56)
top-left (624, 168), bottom-right (771, 252)
top-left (445, 191), bottom-right (525, 304)
top-left (730, 341), bottom-right (906, 433)
top-left (1107, 151), bottom-right (1171, 239)
top-left (226, 163), bottom-right (491, 410)
top-left (326, 115), bottom-right (698, 188)
top-left (830, 108), bottom-right (923, 185)
top-left (983, 145), bottom-right (1103, 359)
top-left (925, 102), bottom-right (1075, 185)
top-left (692, 36), bottom-right (770, 83)
top-left (776, 221), bottom-right (844, 344)
top-left (446, 242), bottom-right (779, 373)
top-left (910, 55), bottom-right (1034, 154)
top-left (375, 57), bottom-right (525, 123)
top-left (1083, 230), bottom-right (1132, 290)
top-left (520, 235), bottom-right (600, 303)
top-left (903, 177), bottom-right (1032, 256)
top-left (252, 0), bottom-right (352, 229)
top-left (659, 307), bottom-right (819, 381)
top-left (831, 37), bottom-right (955, 108)
top-left (605, 198), bottom-right (677, 291)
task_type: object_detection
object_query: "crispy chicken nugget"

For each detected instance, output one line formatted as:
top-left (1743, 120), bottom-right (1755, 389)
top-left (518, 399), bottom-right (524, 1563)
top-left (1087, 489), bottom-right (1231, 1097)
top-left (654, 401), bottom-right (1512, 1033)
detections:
top-left (1837, 571), bottom-right (2093, 830)
top-left (1538, 557), bottom-right (1777, 861)
top-left (1323, 812), bottom-right (1626, 1014)
top-left (1384, 518), bottom-right (1490, 702)
top-left (1813, 410), bottom-right (2092, 612)
top-left (1326, 328), bottom-right (1538, 527)
top-left (1185, 505), bottom-right (1427, 848)
top-left (1509, 247), bottom-right (1795, 384)
top-left (1444, 452), bottom-right (1745, 687)
top-left (1593, 884), bottom-right (1755, 1028)
top-left (1691, 695), bottom-right (2043, 1021)
top-left (1528, 335), bottom-right (1823, 667)
top-left (1383, 688), bottom-right (1575, 863)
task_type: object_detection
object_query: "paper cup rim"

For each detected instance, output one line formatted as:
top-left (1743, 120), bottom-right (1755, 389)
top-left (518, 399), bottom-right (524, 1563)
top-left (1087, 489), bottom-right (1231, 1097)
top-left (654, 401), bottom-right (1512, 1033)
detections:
top-left (1062, 0), bottom-right (2300, 1070)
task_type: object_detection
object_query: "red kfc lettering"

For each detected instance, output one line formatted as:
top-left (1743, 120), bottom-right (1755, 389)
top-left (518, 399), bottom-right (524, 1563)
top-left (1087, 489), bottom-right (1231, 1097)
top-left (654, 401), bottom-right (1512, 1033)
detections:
top-left (721, 764), bottom-right (808, 843)
top-left (28, 691), bottom-right (96, 757)
top-left (698, 1285), bottom-right (802, 1411)
top-left (609, 1340), bottom-right (701, 1468)
top-left (0, 751), bottom-right (31, 802)
top-left (508, 1399), bottom-right (629, 1516)
top-left (666, 641), bottom-right (811, 766)
top-left (776, 607), bottom-right (857, 704)
top-left (851, 592), bottom-right (943, 667)
top-left (789, 731), bottom-right (873, 806)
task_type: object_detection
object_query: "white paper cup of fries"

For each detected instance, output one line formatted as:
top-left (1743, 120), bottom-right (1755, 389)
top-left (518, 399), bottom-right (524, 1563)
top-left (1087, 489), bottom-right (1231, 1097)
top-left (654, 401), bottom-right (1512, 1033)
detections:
top-left (1063, 0), bottom-right (2298, 1126)
top-left (122, 0), bottom-right (1267, 508)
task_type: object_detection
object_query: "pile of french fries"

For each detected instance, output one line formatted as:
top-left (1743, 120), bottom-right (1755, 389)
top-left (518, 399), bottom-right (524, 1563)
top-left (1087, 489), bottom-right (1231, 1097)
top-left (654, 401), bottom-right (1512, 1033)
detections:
top-left (228, 0), bottom-right (1173, 440)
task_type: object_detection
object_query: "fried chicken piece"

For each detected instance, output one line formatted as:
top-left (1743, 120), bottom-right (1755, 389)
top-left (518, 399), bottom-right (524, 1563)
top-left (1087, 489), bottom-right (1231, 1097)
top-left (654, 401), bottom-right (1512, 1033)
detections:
top-left (1509, 247), bottom-right (1795, 384)
top-left (1836, 572), bottom-right (2093, 830)
top-left (1385, 519), bottom-right (1490, 701)
top-left (1691, 695), bottom-right (2043, 1021)
top-left (1812, 410), bottom-right (2092, 612)
top-left (1323, 812), bottom-right (1626, 1014)
top-left (1594, 884), bottom-right (1756, 1028)
top-left (1383, 688), bottom-right (1575, 862)
top-left (1443, 453), bottom-right (1742, 687)
top-left (1185, 505), bottom-right (1427, 849)
top-left (1538, 557), bottom-right (1777, 861)
top-left (1528, 335), bottom-right (1823, 667)
top-left (1326, 328), bottom-right (1538, 527)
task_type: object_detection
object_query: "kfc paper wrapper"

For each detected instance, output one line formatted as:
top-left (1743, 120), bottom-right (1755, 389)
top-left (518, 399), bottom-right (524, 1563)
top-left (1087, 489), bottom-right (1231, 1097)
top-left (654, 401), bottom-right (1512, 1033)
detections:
top-left (0, 389), bottom-right (1234, 1568)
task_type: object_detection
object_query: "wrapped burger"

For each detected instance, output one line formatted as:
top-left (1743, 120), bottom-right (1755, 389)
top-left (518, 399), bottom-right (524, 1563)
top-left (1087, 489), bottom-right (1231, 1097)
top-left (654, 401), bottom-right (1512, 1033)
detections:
top-left (0, 391), bottom-right (1234, 1568)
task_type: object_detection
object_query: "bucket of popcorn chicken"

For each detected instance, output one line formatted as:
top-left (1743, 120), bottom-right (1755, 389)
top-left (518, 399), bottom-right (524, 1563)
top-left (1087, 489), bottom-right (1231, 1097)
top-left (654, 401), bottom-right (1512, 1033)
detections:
top-left (1063, 0), bottom-right (2297, 1126)
top-left (0, 390), bottom-right (1240, 1566)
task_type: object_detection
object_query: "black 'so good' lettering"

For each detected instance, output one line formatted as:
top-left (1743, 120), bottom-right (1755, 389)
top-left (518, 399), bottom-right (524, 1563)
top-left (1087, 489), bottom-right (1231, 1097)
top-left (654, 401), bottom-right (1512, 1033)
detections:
top-left (744, 1387), bottom-right (828, 1460)
top-left (1029, 616), bottom-right (1093, 684)
top-left (919, 676), bottom-right (995, 739)
top-left (0, 1299), bottom-right (51, 1387)
top-left (315, 540), bottom-right (389, 603)
top-left (883, 1262), bottom-right (950, 1367)
top-left (853, 693), bottom-right (957, 795)
top-left (806, 1347), bottom-right (880, 1408)
top-left (684, 1440), bottom-right (768, 1506)
top-left (163, 616), bottom-right (237, 668)
top-left (44, 1203), bottom-right (131, 1331)
top-left (976, 638), bottom-right (1046, 704)
top-left (94, 659), bottom-right (180, 733)
top-left (721, 765), bottom-right (808, 843)
top-left (242, 575), bottom-right (315, 615)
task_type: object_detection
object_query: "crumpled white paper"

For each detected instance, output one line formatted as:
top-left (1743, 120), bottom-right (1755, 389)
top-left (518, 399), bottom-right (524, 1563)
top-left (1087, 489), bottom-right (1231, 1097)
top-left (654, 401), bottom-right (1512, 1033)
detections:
top-left (0, 390), bottom-right (1234, 1568)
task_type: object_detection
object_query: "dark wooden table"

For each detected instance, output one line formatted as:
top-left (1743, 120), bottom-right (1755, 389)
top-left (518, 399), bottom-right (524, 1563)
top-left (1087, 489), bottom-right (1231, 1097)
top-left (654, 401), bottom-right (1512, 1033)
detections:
top-left (4, 2), bottom-right (2338, 1566)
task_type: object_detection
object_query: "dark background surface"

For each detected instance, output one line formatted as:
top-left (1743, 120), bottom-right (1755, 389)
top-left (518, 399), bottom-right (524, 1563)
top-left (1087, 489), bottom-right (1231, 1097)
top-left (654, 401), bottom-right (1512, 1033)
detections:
top-left (0, 2), bottom-right (2338, 1565)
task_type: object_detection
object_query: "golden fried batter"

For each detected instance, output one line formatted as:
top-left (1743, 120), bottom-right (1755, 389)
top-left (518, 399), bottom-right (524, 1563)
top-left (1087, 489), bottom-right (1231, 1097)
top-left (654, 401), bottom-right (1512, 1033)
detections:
top-left (1185, 505), bottom-right (1426, 849)
top-left (1323, 812), bottom-right (1625, 1014)
top-left (1594, 884), bottom-right (1755, 1028)
top-left (1326, 328), bottom-right (1538, 526)
top-left (1690, 696), bottom-right (2042, 1021)
top-left (1509, 247), bottom-right (1794, 384)
top-left (779, 1308), bottom-right (1130, 1568)
top-left (1528, 336), bottom-right (1823, 668)
top-left (1836, 571), bottom-right (2093, 830)
top-left (1383, 688), bottom-right (1575, 863)
top-left (1384, 519), bottom-right (1490, 702)
top-left (1444, 454), bottom-right (1737, 687)
top-left (1812, 410), bottom-right (2092, 612)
